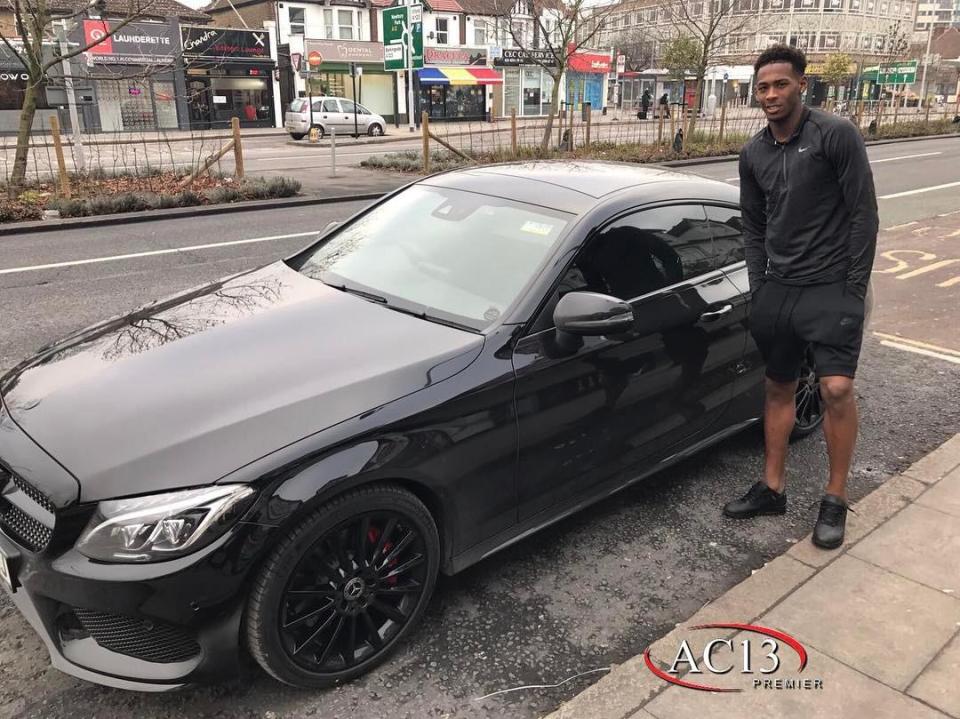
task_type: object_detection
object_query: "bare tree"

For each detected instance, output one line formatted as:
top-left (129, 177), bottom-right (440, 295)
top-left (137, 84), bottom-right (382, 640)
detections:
top-left (1, 0), bottom-right (158, 192)
top-left (490, 0), bottom-right (619, 153)
top-left (613, 26), bottom-right (655, 72)
top-left (652, 0), bottom-right (771, 139)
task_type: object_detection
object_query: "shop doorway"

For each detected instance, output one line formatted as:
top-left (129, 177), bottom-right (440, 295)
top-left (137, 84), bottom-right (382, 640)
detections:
top-left (188, 79), bottom-right (212, 129)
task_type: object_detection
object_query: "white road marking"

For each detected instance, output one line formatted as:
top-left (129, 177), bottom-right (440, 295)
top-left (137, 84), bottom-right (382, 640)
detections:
top-left (879, 340), bottom-right (960, 365)
top-left (895, 259), bottom-right (960, 279)
top-left (870, 151), bottom-right (942, 164)
top-left (0, 231), bottom-right (320, 276)
top-left (724, 176), bottom-right (740, 182)
top-left (873, 332), bottom-right (960, 357)
top-left (884, 221), bottom-right (918, 231)
top-left (879, 181), bottom-right (960, 199)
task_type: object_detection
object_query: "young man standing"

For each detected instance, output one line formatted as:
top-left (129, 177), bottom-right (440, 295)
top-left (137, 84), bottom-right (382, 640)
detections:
top-left (722, 45), bottom-right (878, 549)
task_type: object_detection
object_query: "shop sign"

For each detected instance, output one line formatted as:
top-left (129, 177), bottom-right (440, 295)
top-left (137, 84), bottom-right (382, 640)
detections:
top-left (493, 48), bottom-right (561, 67)
top-left (181, 26), bottom-right (271, 60)
top-left (304, 39), bottom-right (384, 65)
top-left (424, 47), bottom-right (485, 65)
top-left (76, 19), bottom-right (178, 65)
top-left (567, 50), bottom-right (612, 74)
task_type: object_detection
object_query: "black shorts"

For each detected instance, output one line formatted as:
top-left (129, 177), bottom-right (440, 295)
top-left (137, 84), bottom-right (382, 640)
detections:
top-left (749, 279), bottom-right (866, 383)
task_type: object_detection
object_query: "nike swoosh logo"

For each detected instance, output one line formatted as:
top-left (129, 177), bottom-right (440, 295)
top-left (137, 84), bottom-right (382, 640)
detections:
top-left (799, 147), bottom-right (809, 153)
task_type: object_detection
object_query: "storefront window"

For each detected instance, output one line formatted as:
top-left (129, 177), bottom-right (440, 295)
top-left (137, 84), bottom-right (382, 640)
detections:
top-left (503, 67), bottom-right (554, 117)
top-left (208, 76), bottom-right (270, 124)
top-left (152, 81), bottom-right (178, 128)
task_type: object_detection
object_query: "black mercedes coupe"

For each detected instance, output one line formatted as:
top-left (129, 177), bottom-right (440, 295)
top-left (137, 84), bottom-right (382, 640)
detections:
top-left (0, 162), bottom-right (826, 690)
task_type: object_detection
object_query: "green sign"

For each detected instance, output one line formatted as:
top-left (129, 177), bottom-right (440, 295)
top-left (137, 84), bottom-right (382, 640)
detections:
top-left (861, 60), bottom-right (918, 84)
top-left (382, 4), bottom-right (423, 71)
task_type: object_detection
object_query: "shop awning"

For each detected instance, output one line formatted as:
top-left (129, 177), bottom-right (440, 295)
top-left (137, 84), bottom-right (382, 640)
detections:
top-left (418, 67), bottom-right (450, 84)
top-left (443, 67), bottom-right (476, 85)
top-left (419, 66), bottom-right (503, 85)
top-left (467, 67), bottom-right (503, 85)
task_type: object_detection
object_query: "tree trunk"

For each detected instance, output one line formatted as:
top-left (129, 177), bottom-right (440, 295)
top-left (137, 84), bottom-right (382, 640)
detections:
top-left (540, 71), bottom-right (563, 154)
top-left (10, 80), bottom-right (39, 194)
top-left (686, 74), bottom-right (705, 145)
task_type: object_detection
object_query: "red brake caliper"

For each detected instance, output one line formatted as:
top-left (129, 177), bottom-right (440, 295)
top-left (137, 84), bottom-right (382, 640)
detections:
top-left (367, 526), bottom-right (398, 586)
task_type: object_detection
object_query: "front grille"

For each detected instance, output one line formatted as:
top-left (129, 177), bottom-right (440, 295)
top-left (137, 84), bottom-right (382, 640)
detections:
top-left (0, 469), bottom-right (55, 552)
top-left (73, 609), bottom-right (202, 664)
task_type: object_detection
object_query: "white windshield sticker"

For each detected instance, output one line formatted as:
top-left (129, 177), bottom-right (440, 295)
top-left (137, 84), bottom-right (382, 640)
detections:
top-left (521, 221), bottom-right (554, 237)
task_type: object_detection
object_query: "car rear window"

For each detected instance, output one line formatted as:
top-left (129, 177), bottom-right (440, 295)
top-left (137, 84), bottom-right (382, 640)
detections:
top-left (288, 99), bottom-right (307, 113)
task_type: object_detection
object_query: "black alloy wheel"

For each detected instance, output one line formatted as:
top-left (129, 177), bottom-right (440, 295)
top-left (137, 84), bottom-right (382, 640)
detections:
top-left (791, 347), bottom-right (823, 439)
top-left (246, 485), bottom-right (439, 688)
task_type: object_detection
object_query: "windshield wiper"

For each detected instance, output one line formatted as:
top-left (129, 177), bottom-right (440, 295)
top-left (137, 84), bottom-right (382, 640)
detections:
top-left (318, 273), bottom-right (387, 303)
top-left (382, 303), bottom-right (478, 332)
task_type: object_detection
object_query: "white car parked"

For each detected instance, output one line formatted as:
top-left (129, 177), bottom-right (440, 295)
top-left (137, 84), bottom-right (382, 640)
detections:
top-left (284, 97), bottom-right (386, 140)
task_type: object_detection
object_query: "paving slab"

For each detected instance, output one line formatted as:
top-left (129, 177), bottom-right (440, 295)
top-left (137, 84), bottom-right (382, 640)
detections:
top-left (916, 464), bottom-right (960, 519)
top-left (908, 629), bottom-right (960, 718)
top-left (903, 434), bottom-right (960, 485)
top-left (763, 554), bottom-right (960, 690)
top-left (850, 503), bottom-right (960, 594)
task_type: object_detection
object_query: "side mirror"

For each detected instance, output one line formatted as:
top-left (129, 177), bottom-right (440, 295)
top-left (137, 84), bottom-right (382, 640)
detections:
top-left (554, 291), bottom-right (634, 336)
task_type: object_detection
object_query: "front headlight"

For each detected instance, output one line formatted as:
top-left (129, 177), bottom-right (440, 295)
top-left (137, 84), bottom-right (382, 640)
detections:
top-left (76, 485), bottom-right (255, 563)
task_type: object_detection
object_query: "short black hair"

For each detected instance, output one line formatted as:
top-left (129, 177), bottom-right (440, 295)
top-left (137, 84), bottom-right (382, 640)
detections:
top-left (754, 45), bottom-right (807, 76)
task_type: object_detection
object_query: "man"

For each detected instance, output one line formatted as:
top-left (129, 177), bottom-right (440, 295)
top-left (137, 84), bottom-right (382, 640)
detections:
top-left (658, 92), bottom-right (670, 118)
top-left (640, 89), bottom-right (652, 120)
top-left (722, 45), bottom-right (878, 550)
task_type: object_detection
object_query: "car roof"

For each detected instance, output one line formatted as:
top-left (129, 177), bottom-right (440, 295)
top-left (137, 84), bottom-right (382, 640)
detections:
top-left (422, 160), bottom-right (738, 213)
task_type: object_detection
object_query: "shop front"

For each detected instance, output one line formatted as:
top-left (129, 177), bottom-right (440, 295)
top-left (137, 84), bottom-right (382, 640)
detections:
top-left (417, 47), bottom-right (500, 121)
top-left (71, 19), bottom-right (186, 132)
top-left (181, 26), bottom-right (277, 129)
top-left (302, 39), bottom-right (393, 122)
top-left (1, 44), bottom-right (58, 134)
top-left (493, 48), bottom-right (561, 118)
top-left (565, 48), bottom-right (611, 112)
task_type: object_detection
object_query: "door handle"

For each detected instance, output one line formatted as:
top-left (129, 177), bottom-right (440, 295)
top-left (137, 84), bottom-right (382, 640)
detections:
top-left (700, 304), bottom-right (733, 322)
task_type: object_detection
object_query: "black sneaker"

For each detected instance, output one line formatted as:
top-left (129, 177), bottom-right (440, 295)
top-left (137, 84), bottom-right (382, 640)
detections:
top-left (723, 481), bottom-right (787, 519)
top-left (813, 494), bottom-right (849, 549)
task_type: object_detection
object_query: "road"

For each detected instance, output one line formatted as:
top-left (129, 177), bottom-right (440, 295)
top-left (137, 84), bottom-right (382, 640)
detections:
top-left (0, 135), bottom-right (958, 719)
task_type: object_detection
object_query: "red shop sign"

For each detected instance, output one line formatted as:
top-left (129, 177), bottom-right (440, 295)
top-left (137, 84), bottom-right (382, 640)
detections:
top-left (567, 51), bottom-right (611, 73)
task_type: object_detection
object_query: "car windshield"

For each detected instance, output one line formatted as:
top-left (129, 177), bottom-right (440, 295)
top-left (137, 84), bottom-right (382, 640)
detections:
top-left (295, 185), bottom-right (572, 331)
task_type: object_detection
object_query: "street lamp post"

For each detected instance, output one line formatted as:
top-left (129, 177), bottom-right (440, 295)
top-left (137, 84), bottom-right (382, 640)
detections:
top-left (54, 20), bottom-right (86, 173)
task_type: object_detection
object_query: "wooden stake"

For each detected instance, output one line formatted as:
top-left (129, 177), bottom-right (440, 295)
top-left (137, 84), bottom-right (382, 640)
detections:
top-left (558, 105), bottom-right (564, 148)
top-left (511, 107), bottom-right (517, 156)
top-left (178, 139), bottom-right (235, 189)
top-left (718, 99), bottom-right (727, 144)
top-left (585, 108), bottom-right (591, 148)
top-left (231, 117), bottom-right (244, 178)
top-left (49, 115), bottom-right (71, 199)
top-left (421, 111), bottom-right (431, 173)
top-left (658, 108), bottom-right (664, 145)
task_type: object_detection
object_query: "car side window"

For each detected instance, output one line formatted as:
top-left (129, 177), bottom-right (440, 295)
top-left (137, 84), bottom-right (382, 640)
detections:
top-left (340, 99), bottom-right (358, 113)
top-left (356, 104), bottom-right (371, 115)
top-left (529, 204), bottom-right (713, 333)
top-left (704, 205), bottom-right (746, 267)
top-left (321, 99), bottom-right (340, 113)
top-left (311, 100), bottom-right (323, 112)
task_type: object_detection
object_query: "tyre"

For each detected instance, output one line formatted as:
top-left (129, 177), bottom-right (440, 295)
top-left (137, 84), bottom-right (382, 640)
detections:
top-left (245, 484), bottom-right (440, 688)
top-left (367, 123), bottom-right (384, 137)
top-left (791, 346), bottom-right (823, 440)
top-left (289, 133), bottom-right (305, 141)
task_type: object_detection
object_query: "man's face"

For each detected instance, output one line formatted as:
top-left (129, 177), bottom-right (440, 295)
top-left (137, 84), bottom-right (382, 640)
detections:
top-left (755, 62), bottom-right (806, 122)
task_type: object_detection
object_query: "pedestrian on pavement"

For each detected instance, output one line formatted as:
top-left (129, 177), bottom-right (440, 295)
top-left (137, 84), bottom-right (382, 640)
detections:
top-left (658, 92), bottom-right (670, 119)
top-left (722, 45), bottom-right (878, 550)
top-left (640, 89), bottom-right (652, 119)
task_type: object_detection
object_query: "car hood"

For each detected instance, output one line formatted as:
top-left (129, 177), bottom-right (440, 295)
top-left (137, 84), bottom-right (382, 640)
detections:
top-left (0, 262), bottom-right (483, 503)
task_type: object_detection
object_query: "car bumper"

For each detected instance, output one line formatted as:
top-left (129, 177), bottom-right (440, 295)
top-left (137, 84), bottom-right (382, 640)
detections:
top-left (285, 119), bottom-right (309, 134)
top-left (0, 522), bottom-right (267, 691)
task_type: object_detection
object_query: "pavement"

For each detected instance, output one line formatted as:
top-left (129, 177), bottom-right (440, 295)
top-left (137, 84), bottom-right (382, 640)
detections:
top-left (544, 433), bottom-right (960, 719)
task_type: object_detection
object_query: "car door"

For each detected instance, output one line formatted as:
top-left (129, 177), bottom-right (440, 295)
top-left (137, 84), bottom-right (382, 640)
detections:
top-left (318, 98), bottom-right (342, 131)
top-left (512, 203), bottom-right (747, 520)
top-left (704, 203), bottom-right (763, 419)
top-left (338, 99), bottom-right (363, 135)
